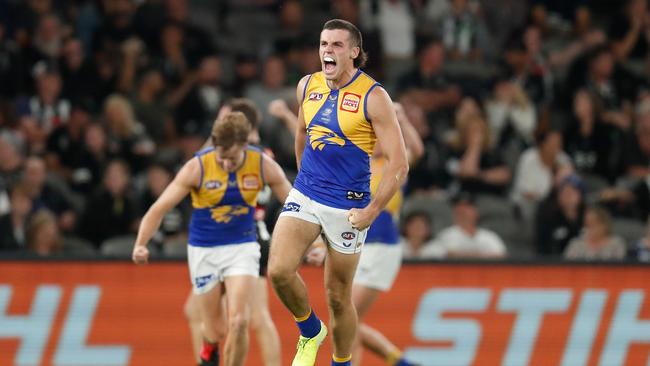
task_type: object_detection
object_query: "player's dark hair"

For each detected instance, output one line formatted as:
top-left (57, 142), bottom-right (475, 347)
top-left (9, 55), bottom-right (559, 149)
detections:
top-left (322, 19), bottom-right (368, 68)
top-left (211, 112), bottom-right (251, 149)
top-left (228, 98), bottom-right (261, 129)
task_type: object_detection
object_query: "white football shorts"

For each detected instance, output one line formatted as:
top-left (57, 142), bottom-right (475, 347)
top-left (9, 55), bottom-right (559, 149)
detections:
top-left (279, 189), bottom-right (368, 254)
top-left (187, 241), bottom-right (260, 295)
top-left (353, 243), bottom-right (402, 291)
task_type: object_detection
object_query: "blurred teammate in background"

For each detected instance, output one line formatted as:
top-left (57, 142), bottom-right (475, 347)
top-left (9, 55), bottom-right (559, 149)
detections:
top-left (132, 111), bottom-right (291, 366)
top-left (184, 98), bottom-right (283, 366)
top-left (268, 19), bottom-right (408, 366)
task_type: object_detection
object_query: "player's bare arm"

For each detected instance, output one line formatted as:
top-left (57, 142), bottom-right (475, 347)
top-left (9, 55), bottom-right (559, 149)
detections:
top-left (394, 102), bottom-right (424, 166)
top-left (262, 153), bottom-right (292, 203)
top-left (294, 75), bottom-right (310, 169)
top-left (132, 158), bottom-right (200, 264)
top-left (349, 87), bottom-right (408, 231)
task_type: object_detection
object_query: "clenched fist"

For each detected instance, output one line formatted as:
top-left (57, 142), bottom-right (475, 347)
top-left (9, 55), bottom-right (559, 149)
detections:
top-left (132, 245), bottom-right (150, 265)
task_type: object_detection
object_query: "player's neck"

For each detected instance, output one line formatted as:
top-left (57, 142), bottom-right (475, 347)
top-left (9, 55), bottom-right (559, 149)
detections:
top-left (326, 68), bottom-right (358, 90)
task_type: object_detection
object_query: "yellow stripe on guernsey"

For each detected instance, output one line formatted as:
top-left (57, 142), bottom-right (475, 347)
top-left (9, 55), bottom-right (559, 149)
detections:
top-left (188, 146), bottom-right (264, 247)
top-left (293, 70), bottom-right (380, 209)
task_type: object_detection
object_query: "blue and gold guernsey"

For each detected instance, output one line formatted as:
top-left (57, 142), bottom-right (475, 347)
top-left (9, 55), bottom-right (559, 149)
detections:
top-left (365, 157), bottom-right (402, 245)
top-left (188, 146), bottom-right (264, 247)
top-left (294, 70), bottom-right (381, 209)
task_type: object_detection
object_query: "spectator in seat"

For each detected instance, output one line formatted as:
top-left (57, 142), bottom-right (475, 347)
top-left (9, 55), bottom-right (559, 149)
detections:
top-left (400, 211), bottom-right (442, 260)
top-left (396, 38), bottom-right (462, 115)
top-left (433, 191), bottom-right (507, 259)
top-left (564, 206), bottom-right (626, 260)
top-left (535, 174), bottom-right (585, 256)
top-left (0, 184), bottom-right (34, 251)
top-left (17, 64), bottom-right (71, 152)
top-left (25, 209), bottom-right (62, 256)
top-left (512, 128), bottom-right (572, 222)
top-left (564, 90), bottom-right (619, 183)
top-left (20, 155), bottom-right (76, 232)
top-left (445, 100), bottom-right (511, 197)
top-left (79, 159), bottom-right (136, 248)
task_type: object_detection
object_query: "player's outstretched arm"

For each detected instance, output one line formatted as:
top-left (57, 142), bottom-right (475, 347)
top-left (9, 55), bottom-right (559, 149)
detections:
top-left (132, 158), bottom-right (199, 264)
top-left (294, 75), bottom-right (310, 170)
top-left (262, 153), bottom-right (292, 203)
top-left (349, 87), bottom-right (409, 230)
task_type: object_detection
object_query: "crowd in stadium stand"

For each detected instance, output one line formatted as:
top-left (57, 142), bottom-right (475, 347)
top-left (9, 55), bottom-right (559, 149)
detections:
top-left (0, 0), bottom-right (650, 261)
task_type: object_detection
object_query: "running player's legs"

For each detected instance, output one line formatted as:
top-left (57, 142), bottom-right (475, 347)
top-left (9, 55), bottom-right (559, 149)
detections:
top-left (222, 274), bottom-right (256, 366)
top-left (325, 246), bottom-right (362, 360)
top-left (351, 285), bottom-right (381, 366)
top-left (250, 277), bottom-right (281, 366)
top-left (268, 215), bottom-right (322, 317)
top-left (351, 244), bottom-right (416, 366)
top-left (195, 284), bottom-right (227, 348)
top-left (183, 291), bottom-right (204, 364)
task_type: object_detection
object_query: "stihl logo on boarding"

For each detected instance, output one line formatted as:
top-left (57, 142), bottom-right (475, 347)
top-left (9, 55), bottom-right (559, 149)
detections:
top-left (0, 285), bottom-right (131, 365)
top-left (308, 92), bottom-right (323, 101)
top-left (340, 92), bottom-right (360, 113)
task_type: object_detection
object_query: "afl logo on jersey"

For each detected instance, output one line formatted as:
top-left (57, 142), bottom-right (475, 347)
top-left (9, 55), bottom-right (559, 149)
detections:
top-left (204, 180), bottom-right (222, 190)
top-left (340, 92), bottom-right (361, 113)
top-left (341, 231), bottom-right (356, 240)
top-left (308, 92), bottom-right (323, 101)
top-left (242, 174), bottom-right (260, 190)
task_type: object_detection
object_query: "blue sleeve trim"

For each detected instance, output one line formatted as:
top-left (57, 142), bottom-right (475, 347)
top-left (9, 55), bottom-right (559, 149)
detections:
top-left (196, 156), bottom-right (204, 190)
top-left (195, 146), bottom-right (214, 156)
top-left (364, 83), bottom-right (381, 122)
top-left (301, 74), bottom-right (312, 103)
top-left (260, 151), bottom-right (266, 187)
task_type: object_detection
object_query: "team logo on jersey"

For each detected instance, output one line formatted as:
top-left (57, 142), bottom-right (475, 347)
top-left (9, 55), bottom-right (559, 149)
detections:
top-left (242, 174), bottom-right (260, 190)
top-left (340, 92), bottom-right (361, 113)
top-left (308, 125), bottom-right (345, 151)
top-left (204, 180), bottom-right (222, 190)
top-left (210, 205), bottom-right (250, 223)
top-left (308, 92), bottom-right (323, 101)
top-left (341, 232), bottom-right (356, 240)
top-left (282, 202), bottom-right (301, 213)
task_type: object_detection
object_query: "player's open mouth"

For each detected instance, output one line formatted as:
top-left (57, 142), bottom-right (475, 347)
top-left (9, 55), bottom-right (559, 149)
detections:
top-left (323, 56), bottom-right (336, 73)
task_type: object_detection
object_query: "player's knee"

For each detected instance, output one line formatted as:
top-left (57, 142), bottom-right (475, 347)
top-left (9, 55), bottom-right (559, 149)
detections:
top-left (204, 321), bottom-right (227, 341)
top-left (228, 313), bottom-right (249, 334)
top-left (268, 265), bottom-right (292, 288)
top-left (326, 290), bottom-right (349, 316)
top-left (183, 298), bottom-right (200, 322)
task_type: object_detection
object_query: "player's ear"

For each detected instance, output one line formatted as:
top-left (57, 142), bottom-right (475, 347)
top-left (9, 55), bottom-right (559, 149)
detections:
top-left (351, 46), bottom-right (360, 60)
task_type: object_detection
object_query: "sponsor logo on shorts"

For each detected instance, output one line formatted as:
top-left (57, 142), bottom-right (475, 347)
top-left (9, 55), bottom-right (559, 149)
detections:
top-left (342, 242), bottom-right (352, 248)
top-left (282, 202), bottom-right (301, 213)
top-left (242, 174), bottom-right (260, 190)
top-left (340, 92), bottom-right (361, 113)
top-left (308, 92), bottom-right (323, 101)
top-left (346, 191), bottom-right (365, 200)
top-left (204, 180), bottom-right (222, 190)
top-left (194, 274), bottom-right (216, 289)
top-left (341, 232), bottom-right (356, 240)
